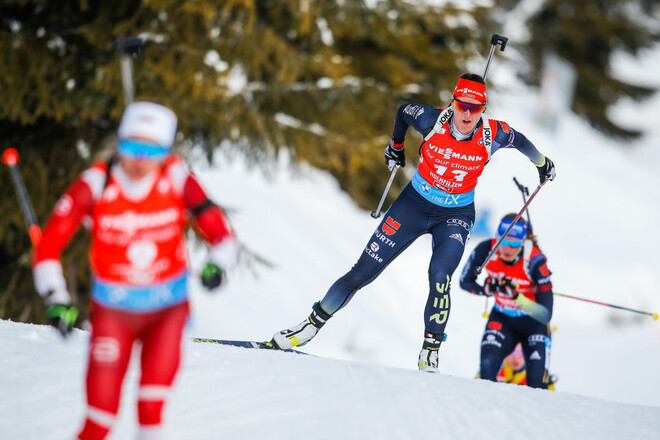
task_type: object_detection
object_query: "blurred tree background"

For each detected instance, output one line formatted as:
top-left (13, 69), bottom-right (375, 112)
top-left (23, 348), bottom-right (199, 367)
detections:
top-left (523, 0), bottom-right (660, 139)
top-left (1, 0), bottom-right (658, 326)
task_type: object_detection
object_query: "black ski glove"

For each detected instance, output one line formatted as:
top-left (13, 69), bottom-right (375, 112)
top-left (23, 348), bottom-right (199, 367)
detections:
top-left (46, 303), bottom-right (79, 337)
top-left (498, 278), bottom-right (519, 300)
top-left (537, 156), bottom-right (556, 184)
top-left (384, 138), bottom-right (405, 169)
top-left (482, 277), bottom-right (499, 297)
top-left (201, 262), bottom-right (225, 290)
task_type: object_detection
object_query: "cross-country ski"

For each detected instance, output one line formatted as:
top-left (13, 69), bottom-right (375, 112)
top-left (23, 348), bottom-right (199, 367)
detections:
top-left (191, 337), bottom-right (310, 355)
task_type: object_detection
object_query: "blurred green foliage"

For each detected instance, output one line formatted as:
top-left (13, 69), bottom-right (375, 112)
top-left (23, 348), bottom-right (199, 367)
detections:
top-left (1, 0), bottom-right (657, 326)
top-left (0, 0), bottom-right (494, 325)
top-left (524, 0), bottom-right (659, 139)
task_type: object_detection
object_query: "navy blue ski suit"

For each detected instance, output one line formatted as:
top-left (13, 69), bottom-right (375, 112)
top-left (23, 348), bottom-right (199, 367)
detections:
top-left (318, 103), bottom-right (548, 338)
top-left (460, 239), bottom-right (554, 388)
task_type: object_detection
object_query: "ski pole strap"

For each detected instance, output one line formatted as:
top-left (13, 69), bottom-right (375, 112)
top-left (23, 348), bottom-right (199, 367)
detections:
top-left (513, 177), bottom-right (529, 198)
top-left (553, 292), bottom-right (658, 320)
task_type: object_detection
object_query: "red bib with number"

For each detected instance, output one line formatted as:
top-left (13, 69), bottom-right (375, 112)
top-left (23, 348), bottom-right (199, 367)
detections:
top-left (90, 160), bottom-right (188, 285)
top-left (417, 108), bottom-right (495, 194)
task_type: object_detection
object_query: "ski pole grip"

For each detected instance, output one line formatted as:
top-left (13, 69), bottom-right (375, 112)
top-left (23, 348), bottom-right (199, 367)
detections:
top-left (116, 36), bottom-right (144, 57)
top-left (2, 148), bottom-right (19, 166)
top-left (490, 34), bottom-right (508, 51)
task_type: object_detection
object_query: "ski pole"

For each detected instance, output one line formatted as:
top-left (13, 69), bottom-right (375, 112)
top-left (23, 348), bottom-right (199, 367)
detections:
top-left (371, 165), bottom-right (399, 219)
top-left (513, 177), bottom-right (532, 226)
top-left (482, 34), bottom-right (508, 80)
top-left (554, 292), bottom-right (658, 320)
top-left (475, 179), bottom-right (548, 275)
top-left (482, 297), bottom-right (490, 318)
top-left (116, 36), bottom-right (144, 105)
top-left (2, 148), bottom-right (42, 247)
top-left (475, 33), bottom-right (509, 282)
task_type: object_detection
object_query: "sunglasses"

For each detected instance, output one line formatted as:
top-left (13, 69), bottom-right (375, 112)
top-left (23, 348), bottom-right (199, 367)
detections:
top-left (500, 238), bottom-right (523, 248)
top-left (452, 97), bottom-right (486, 114)
top-left (118, 139), bottom-right (170, 160)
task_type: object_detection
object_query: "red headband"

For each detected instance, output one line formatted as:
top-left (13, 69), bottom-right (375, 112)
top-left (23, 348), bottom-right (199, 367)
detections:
top-left (453, 78), bottom-right (487, 104)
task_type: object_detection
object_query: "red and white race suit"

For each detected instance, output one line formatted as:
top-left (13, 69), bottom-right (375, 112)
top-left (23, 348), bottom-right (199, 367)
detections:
top-left (34, 155), bottom-right (236, 440)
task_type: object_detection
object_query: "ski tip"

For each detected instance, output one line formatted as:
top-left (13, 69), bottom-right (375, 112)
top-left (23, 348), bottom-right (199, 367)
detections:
top-left (2, 148), bottom-right (19, 166)
top-left (652, 313), bottom-right (658, 321)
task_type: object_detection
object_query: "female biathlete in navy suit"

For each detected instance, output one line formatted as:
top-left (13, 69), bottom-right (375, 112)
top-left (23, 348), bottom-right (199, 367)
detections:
top-left (270, 72), bottom-right (556, 372)
top-left (460, 214), bottom-right (553, 388)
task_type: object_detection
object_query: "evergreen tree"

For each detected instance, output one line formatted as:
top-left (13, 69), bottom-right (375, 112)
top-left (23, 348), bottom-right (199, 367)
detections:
top-left (1, 0), bottom-right (495, 325)
top-left (523, 0), bottom-right (660, 139)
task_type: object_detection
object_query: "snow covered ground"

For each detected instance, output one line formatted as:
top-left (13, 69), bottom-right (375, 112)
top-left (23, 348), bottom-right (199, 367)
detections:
top-left (3, 38), bottom-right (660, 440)
top-left (2, 320), bottom-right (660, 440)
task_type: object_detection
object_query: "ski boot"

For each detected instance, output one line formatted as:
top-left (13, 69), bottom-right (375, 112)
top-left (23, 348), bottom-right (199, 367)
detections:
top-left (271, 302), bottom-right (332, 349)
top-left (418, 332), bottom-right (446, 372)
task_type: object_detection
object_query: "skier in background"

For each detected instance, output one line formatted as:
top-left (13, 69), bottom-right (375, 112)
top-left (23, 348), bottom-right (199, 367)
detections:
top-left (270, 73), bottom-right (556, 372)
top-left (32, 102), bottom-right (240, 439)
top-left (460, 214), bottom-right (553, 389)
